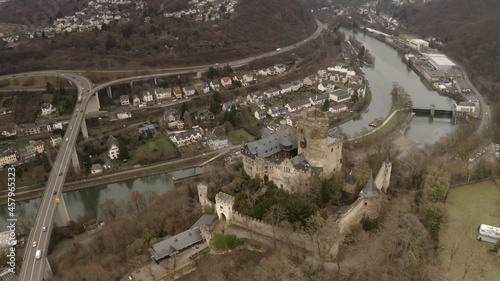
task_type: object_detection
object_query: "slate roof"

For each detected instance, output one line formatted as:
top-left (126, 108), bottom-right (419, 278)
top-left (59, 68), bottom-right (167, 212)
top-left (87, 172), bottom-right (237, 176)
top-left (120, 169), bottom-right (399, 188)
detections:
top-left (345, 170), bottom-right (356, 185)
top-left (360, 173), bottom-right (378, 197)
top-left (191, 214), bottom-right (217, 229)
top-left (148, 227), bottom-right (203, 261)
top-left (107, 135), bottom-right (119, 149)
top-left (241, 124), bottom-right (297, 158)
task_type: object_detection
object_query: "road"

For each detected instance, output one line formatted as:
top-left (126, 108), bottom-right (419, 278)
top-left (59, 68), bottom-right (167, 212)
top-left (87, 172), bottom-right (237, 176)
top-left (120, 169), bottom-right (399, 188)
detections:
top-left (0, 19), bottom-right (325, 281)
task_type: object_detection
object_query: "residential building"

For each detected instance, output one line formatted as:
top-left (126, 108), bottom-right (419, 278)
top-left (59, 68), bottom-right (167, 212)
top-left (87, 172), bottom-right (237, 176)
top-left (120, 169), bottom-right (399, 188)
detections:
top-left (330, 104), bottom-right (348, 114)
top-left (329, 89), bottom-right (350, 102)
top-left (195, 109), bottom-right (215, 121)
top-left (247, 92), bottom-right (263, 104)
top-left (263, 87), bottom-right (280, 98)
top-left (348, 83), bottom-right (366, 98)
top-left (91, 163), bottom-right (103, 174)
top-left (169, 125), bottom-right (204, 147)
top-left (133, 95), bottom-right (141, 107)
top-left (220, 76), bottom-right (233, 88)
top-left (285, 99), bottom-right (312, 113)
top-left (274, 64), bottom-right (286, 74)
top-left (291, 80), bottom-right (303, 91)
top-left (222, 101), bottom-right (237, 112)
top-left (139, 124), bottom-right (156, 134)
top-left (120, 95), bottom-right (130, 106)
top-left (279, 83), bottom-right (293, 94)
top-left (41, 103), bottom-right (56, 116)
top-left (45, 119), bottom-right (63, 131)
top-left (183, 86), bottom-right (196, 97)
top-left (242, 73), bottom-right (253, 84)
top-left (1, 127), bottom-right (17, 137)
top-left (235, 96), bottom-right (247, 107)
top-left (318, 81), bottom-right (336, 92)
top-left (24, 123), bottom-right (40, 135)
top-left (173, 86), bottom-right (183, 99)
top-left (164, 109), bottom-right (184, 130)
top-left (50, 134), bottom-right (62, 147)
top-left (18, 144), bottom-right (36, 163)
top-left (303, 74), bottom-right (321, 86)
top-left (327, 70), bottom-right (348, 83)
top-left (107, 135), bottom-right (120, 160)
top-left (202, 83), bottom-right (210, 94)
top-left (267, 104), bottom-right (286, 118)
top-left (154, 88), bottom-right (172, 100)
top-left (117, 109), bottom-right (132, 119)
top-left (142, 91), bottom-right (154, 103)
top-left (310, 93), bottom-right (330, 106)
top-left (31, 140), bottom-right (44, 154)
top-left (255, 109), bottom-right (267, 120)
top-left (205, 133), bottom-right (229, 150)
top-left (0, 150), bottom-right (17, 167)
top-left (210, 80), bottom-right (220, 91)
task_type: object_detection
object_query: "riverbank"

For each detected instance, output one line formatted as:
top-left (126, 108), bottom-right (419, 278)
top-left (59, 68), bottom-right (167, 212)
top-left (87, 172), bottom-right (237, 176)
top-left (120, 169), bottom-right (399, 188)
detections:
top-left (0, 146), bottom-right (233, 205)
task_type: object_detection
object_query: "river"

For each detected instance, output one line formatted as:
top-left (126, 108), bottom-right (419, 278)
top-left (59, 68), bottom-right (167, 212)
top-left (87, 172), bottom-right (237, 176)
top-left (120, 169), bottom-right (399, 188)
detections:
top-left (0, 166), bottom-right (211, 231)
top-left (339, 28), bottom-right (456, 147)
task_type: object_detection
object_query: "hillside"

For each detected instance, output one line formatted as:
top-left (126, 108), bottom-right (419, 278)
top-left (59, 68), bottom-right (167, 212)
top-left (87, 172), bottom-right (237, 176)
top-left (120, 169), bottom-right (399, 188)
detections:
top-left (394, 0), bottom-right (500, 97)
top-left (0, 0), bottom-right (316, 74)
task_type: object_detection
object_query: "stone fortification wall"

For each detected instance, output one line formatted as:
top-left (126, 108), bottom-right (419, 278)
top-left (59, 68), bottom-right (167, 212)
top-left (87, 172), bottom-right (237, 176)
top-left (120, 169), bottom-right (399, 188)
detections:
top-left (337, 195), bottom-right (383, 236)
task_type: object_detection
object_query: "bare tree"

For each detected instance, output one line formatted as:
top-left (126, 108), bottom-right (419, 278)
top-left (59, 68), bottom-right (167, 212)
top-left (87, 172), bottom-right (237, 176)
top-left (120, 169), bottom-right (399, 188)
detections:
top-left (264, 204), bottom-right (287, 248)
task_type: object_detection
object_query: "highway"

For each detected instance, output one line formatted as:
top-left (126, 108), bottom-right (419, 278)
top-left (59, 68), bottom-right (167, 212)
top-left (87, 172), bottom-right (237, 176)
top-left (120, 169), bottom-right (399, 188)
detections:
top-left (0, 20), bottom-right (324, 281)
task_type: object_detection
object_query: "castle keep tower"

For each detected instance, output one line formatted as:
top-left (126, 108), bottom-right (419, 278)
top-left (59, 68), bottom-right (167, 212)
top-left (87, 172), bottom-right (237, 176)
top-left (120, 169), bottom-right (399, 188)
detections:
top-left (297, 108), bottom-right (342, 179)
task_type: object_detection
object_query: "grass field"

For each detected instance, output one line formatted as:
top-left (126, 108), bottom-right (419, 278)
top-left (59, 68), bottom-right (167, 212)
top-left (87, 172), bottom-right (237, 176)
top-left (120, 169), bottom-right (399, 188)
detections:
top-left (441, 181), bottom-right (500, 280)
top-left (228, 128), bottom-right (255, 144)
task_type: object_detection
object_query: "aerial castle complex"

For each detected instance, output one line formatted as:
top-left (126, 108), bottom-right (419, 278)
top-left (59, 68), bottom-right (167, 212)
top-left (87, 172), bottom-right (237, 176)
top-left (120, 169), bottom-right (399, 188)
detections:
top-left (241, 108), bottom-right (343, 192)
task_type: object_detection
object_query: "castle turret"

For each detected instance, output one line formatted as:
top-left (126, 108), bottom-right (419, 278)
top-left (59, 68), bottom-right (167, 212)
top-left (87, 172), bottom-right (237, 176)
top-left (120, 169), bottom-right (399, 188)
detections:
top-left (215, 192), bottom-right (235, 223)
top-left (360, 172), bottom-right (378, 197)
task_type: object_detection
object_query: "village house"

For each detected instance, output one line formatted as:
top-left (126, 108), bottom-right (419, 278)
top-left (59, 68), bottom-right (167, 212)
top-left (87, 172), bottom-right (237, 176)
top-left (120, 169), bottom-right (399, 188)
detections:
top-left (91, 163), bottom-right (103, 174)
top-left (303, 74), bottom-right (321, 86)
top-left (231, 75), bottom-right (242, 83)
top-left (1, 127), bottom-right (17, 137)
top-left (318, 81), bottom-right (336, 92)
top-left (285, 98), bottom-right (312, 113)
top-left (274, 64), bottom-right (286, 74)
top-left (116, 107), bottom-right (132, 119)
top-left (330, 104), bottom-right (348, 114)
top-left (255, 109), bottom-right (267, 120)
top-left (329, 89), bottom-right (351, 102)
top-left (0, 150), bottom-right (17, 167)
top-left (291, 80), bottom-right (304, 91)
top-left (183, 86), bottom-right (196, 97)
top-left (247, 92), bottom-right (263, 104)
top-left (348, 83), bottom-right (366, 98)
top-left (18, 144), bottom-right (36, 163)
top-left (202, 82), bottom-right (210, 94)
top-left (242, 73), bottom-right (254, 84)
top-left (279, 83), bottom-right (293, 94)
top-left (235, 96), bottom-right (247, 108)
top-left (120, 95), bottom-right (130, 106)
top-left (173, 86), bottom-right (183, 99)
top-left (133, 95), bottom-right (141, 107)
top-left (164, 109), bottom-right (184, 130)
top-left (107, 135), bottom-right (120, 160)
top-left (222, 101), bottom-right (237, 112)
top-left (45, 119), bottom-right (63, 131)
top-left (210, 80), bottom-right (220, 91)
top-left (154, 88), bottom-right (172, 100)
top-left (142, 91), bottom-right (154, 103)
top-left (41, 103), bottom-right (57, 116)
top-left (263, 87), bottom-right (280, 99)
top-left (139, 124), bottom-right (156, 135)
top-left (220, 77), bottom-right (232, 87)
top-left (205, 133), bottom-right (229, 150)
top-left (267, 104), bottom-right (286, 118)
top-left (24, 123), bottom-right (40, 135)
top-left (50, 134), bottom-right (62, 147)
top-left (327, 70), bottom-right (348, 83)
top-left (310, 93), bottom-right (330, 106)
top-left (169, 125), bottom-right (204, 147)
top-left (195, 109), bottom-right (215, 121)
top-left (31, 140), bottom-right (44, 154)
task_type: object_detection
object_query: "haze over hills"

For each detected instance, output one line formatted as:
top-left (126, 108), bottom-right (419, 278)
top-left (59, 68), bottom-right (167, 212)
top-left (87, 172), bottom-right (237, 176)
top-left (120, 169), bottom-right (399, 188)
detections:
top-left (0, 0), bottom-right (316, 74)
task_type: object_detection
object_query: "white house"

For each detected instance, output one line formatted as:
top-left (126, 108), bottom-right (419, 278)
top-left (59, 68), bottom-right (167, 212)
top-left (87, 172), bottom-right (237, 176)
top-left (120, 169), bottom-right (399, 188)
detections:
top-left (205, 133), bottom-right (229, 150)
top-left (50, 134), bottom-right (62, 147)
top-left (133, 95), bottom-right (141, 107)
top-left (107, 135), bottom-right (120, 160)
top-left (274, 64), bottom-right (286, 74)
top-left (285, 99), bottom-right (312, 113)
top-left (291, 80), bottom-right (303, 91)
top-left (318, 81), bottom-right (336, 92)
top-left (1, 127), bottom-right (16, 137)
top-left (91, 163), bottom-right (103, 174)
top-left (183, 86), bottom-right (196, 96)
top-left (329, 103), bottom-right (348, 114)
top-left (142, 91), bottom-right (154, 103)
top-left (254, 109), bottom-right (267, 120)
top-left (120, 95), bottom-right (130, 106)
top-left (222, 101), bottom-right (237, 112)
top-left (41, 103), bottom-right (57, 116)
top-left (263, 87), bottom-right (280, 98)
top-left (155, 88), bottom-right (172, 100)
top-left (169, 125), bottom-right (204, 147)
top-left (279, 83), bottom-right (293, 94)
top-left (202, 83), bottom-right (210, 94)
top-left (210, 80), bottom-right (220, 91)
top-left (348, 83), bottom-right (366, 98)
top-left (45, 119), bottom-right (63, 131)
top-left (117, 110), bottom-right (132, 119)
top-left (329, 89), bottom-right (351, 102)
top-left (221, 77), bottom-right (232, 87)
top-left (267, 104), bottom-right (285, 118)
top-left (310, 93), bottom-right (330, 106)
top-left (242, 73), bottom-right (253, 84)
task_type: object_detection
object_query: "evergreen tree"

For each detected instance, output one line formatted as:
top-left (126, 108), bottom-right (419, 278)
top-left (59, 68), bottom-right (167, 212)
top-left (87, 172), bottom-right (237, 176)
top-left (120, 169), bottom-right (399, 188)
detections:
top-left (321, 99), bottom-right (330, 111)
top-left (181, 102), bottom-right (188, 119)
